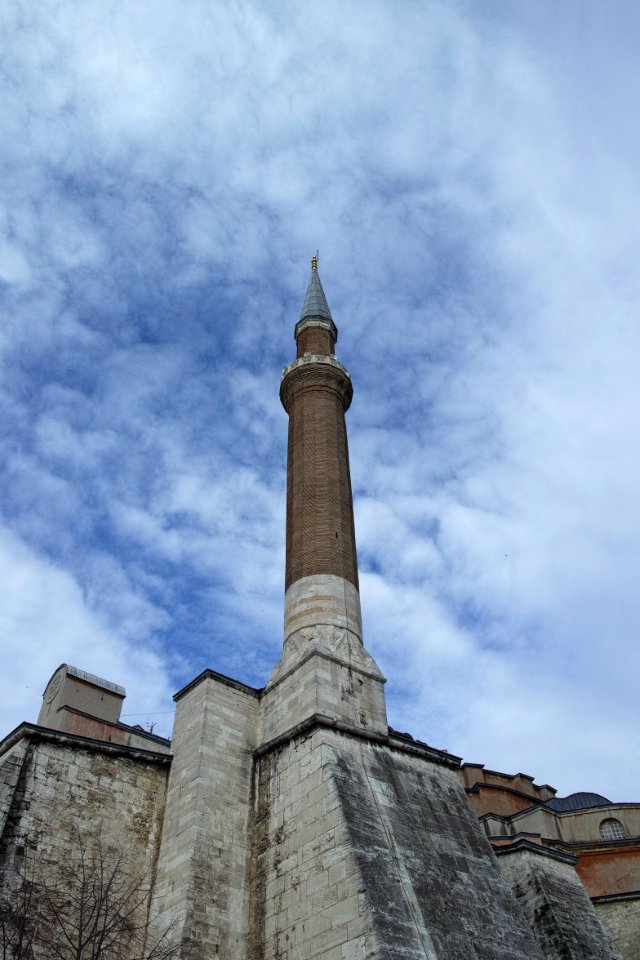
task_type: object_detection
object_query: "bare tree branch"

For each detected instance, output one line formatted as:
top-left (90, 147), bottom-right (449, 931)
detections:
top-left (0, 830), bottom-right (178, 960)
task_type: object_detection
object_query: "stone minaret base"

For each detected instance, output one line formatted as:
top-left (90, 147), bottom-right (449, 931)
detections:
top-left (262, 574), bottom-right (388, 743)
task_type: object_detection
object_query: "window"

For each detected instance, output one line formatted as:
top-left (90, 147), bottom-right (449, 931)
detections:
top-left (599, 818), bottom-right (627, 840)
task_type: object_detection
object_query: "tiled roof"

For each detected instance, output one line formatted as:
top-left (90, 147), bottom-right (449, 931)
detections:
top-left (545, 792), bottom-right (611, 812)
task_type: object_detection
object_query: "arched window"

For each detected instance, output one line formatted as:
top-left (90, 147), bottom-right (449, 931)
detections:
top-left (599, 818), bottom-right (627, 840)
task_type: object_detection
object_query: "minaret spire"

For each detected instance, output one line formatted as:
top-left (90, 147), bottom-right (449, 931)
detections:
top-left (263, 258), bottom-right (387, 739)
top-left (299, 253), bottom-right (333, 323)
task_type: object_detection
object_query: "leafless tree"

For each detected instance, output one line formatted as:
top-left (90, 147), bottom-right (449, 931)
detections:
top-left (0, 831), bottom-right (177, 960)
top-left (0, 850), bottom-right (38, 960)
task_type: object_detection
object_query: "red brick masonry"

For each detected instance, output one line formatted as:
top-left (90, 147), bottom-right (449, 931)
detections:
top-left (281, 355), bottom-right (359, 592)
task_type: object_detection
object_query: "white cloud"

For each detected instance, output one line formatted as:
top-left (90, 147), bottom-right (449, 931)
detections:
top-left (0, 525), bottom-right (174, 737)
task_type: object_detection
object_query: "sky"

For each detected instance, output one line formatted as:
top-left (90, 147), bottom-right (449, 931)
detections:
top-left (1, 0), bottom-right (638, 802)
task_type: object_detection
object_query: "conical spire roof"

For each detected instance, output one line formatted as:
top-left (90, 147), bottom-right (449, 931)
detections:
top-left (300, 257), bottom-right (333, 322)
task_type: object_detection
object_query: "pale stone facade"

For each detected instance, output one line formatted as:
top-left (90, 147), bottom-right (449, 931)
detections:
top-left (145, 665), bottom-right (548, 960)
top-left (152, 671), bottom-right (260, 959)
top-left (264, 574), bottom-right (387, 743)
top-left (250, 724), bottom-right (545, 960)
top-left (596, 898), bottom-right (640, 960)
top-left (1, 662), bottom-right (634, 959)
top-left (0, 724), bottom-right (169, 900)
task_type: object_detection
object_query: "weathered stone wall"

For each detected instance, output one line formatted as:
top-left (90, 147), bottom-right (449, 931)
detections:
top-left (250, 723), bottom-right (544, 960)
top-left (250, 727), bottom-right (373, 960)
top-left (595, 896), bottom-right (640, 960)
top-left (0, 740), bottom-right (30, 842)
top-left (152, 671), bottom-right (260, 960)
top-left (498, 846), bottom-right (623, 959)
top-left (0, 730), bottom-right (169, 894)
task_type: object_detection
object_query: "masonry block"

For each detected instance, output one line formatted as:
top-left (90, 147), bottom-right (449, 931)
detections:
top-left (152, 671), bottom-right (260, 960)
top-left (498, 845), bottom-right (623, 959)
top-left (250, 724), bottom-right (545, 960)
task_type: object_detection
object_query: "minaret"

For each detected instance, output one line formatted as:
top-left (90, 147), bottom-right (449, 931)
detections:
top-left (283, 256), bottom-right (360, 640)
top-left (263, 257), bottom-right (387, 741)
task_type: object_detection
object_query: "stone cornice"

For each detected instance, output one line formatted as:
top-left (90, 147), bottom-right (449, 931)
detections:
top-left (0, 721), bottom-right (172, 765)
top-left (280, 354), bottom-right (353, 412)
top-left (493, 838), bottom-right (579, 865)
top-left (282, 353), bottom-right (351, 381)
top-left (254, 712), bottom-right (461, 769)
top-left (265, 641), bottom-right (385, 693)
top-left (174, 667), bottom-right (262, 701)
top-left (294, 317), bottom-right (338, 343)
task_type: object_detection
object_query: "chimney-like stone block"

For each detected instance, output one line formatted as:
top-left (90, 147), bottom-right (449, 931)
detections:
top-left (37, 664), bottom-right (125, 729)
top-left (152, 671), bottom-right (260, 960)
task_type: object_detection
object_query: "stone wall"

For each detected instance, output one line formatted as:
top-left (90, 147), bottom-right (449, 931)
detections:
top-left (4, 673), bottom-right (635, 960)
top-left (498, 845), bottom-right (623, 959)
top-left (263, 645), bottom-right (387, 743)
top-left (152, 670), bottom-right (260, 960)
top-left (595, 896), bottom-right (640, 960)
top-left (0, 727), bottom-right (169, 904)
top-left (250, 722), bottom-right (544, 960)
top-left (0, 739), bottom-right (29, 843)
top-left (265, 574), bottom-right (388, 740)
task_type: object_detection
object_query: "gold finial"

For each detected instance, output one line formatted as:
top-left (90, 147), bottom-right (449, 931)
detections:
top-left (311, 250), bottom-right (318, 270)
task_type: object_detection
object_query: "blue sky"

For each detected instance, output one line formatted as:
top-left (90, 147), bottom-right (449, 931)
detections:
top-left (1, 0), bottom-right (638, 800)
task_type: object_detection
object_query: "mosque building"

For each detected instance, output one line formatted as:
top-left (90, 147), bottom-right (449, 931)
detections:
top-left (0, 261), bottom-right (638, 959)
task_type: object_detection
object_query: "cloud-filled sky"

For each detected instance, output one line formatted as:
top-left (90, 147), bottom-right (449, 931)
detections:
top-left (1, 0), bottom-right (638, 801)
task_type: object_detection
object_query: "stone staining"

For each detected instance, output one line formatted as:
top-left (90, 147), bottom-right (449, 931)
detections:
top-left (499, 849), bottom-right (624, 960)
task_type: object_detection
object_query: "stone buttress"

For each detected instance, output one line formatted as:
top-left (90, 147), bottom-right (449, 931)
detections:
top-left (151, 260), bottom-right (623, 960)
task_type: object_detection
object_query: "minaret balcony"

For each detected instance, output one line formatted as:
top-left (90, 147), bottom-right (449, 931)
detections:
top-left (280, 353), bottom-right (353, 413)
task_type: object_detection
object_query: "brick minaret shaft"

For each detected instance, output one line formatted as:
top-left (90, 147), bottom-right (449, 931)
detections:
top-left (282, 260), bottom-right (358, 590)
top-left (280, 257), bottom-right (364, 646)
